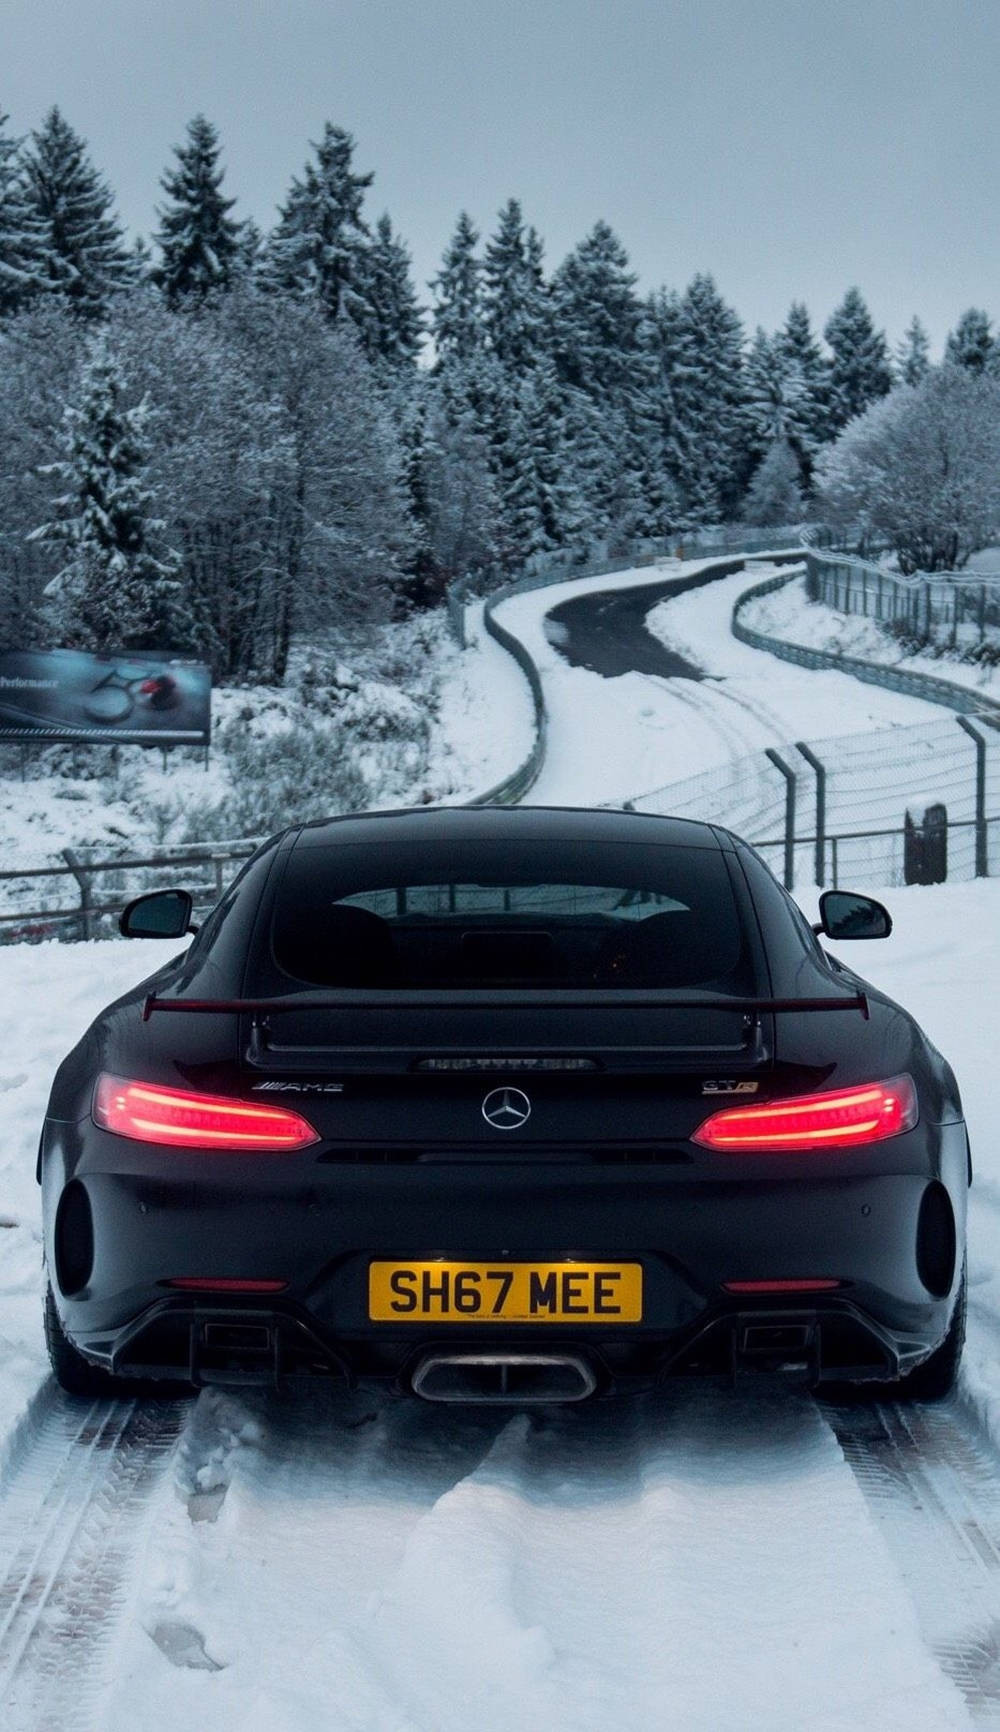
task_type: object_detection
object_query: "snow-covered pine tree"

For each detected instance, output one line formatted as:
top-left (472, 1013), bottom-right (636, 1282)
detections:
top-left (233, 218), bottom-right (264, 283)
top-left (34, 338), bottom-right (180, 650)
top-left (778, 302), bottom-right (832, 453)
top-left (945, 307), bottom-right (996, 374)
top-left (153, 114), bottom-right (242, 304)
top-left (670, 273), bottom-right (746, 520)
top-left (743, 328), bottom-right (811, 463)
top-left (23, 108), bottom-right (133, 317)
top-left (431, 211), bottom-right (483, 366)
top-left (0, 110), bottom-right (45, 317)
top-left (642, 288), bottom-right (692, 516)
top-left (482, 198), bottom-right (547, 374)
top-left (743, 439), bottom-right (804, 527)
top-left (549, 221), bottom-right (643, 399)
top-left (356, 213), bottom-right (425, 369)
top-left (823, 287), bottom-right (892, 434)
top-left (895, 315), bottom-right (931, 385)
top-left (547, 223), bottom-right (654, 538)
top-left (263, 123), bottom-right (374, 327)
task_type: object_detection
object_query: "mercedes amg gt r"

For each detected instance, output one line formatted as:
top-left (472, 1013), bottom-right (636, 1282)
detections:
top-left (39, 805), bottom-right (969, 1404)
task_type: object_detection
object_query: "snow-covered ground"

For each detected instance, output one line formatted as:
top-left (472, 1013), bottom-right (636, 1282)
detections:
top-left (493, 560), bottom-right (946, 807)
top-left (0, 607), bottom-right (533, 882)
top-left (740, 570), bottom-right (1000, 703)
top-left (4, 554), bottom-right (1000, 1729)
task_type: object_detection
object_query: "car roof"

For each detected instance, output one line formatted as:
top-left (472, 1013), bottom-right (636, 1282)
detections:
top-left (286, 805), bottom-right (734, 852)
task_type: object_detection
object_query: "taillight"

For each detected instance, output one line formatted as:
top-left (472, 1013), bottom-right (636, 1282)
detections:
top-left (93, 1074), bottom-right (319, 1150)
top-left (692, 1075), bottom-right (917, 1152)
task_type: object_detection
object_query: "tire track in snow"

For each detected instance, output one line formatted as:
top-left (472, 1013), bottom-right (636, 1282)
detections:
top-left (0, 1391), bottom-right (185, 1732)
top-left (830, 1395), bottom-right (1000, 1722)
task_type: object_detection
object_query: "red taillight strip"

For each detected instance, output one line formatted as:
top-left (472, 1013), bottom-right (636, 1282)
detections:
top-left (167, 1278), bottom-right (288, 1293)
top-left (723, 1279), bottom-right (842, 1294)
top-left (93, 1075), bottom-right (319, 1150)
top-left (692, 1075), bottom-right (917, 1153)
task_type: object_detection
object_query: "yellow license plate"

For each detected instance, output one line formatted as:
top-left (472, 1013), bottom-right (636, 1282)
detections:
top-left (368, 1260), bottom-right (642, 1324)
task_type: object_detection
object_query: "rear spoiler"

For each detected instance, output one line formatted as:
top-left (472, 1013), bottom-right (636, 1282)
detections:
top-left (143, 991), bottom-right (869, 1021)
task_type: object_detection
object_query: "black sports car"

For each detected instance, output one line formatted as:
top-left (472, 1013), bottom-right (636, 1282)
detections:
top-left (39, 806), bottom-right (969, 1404)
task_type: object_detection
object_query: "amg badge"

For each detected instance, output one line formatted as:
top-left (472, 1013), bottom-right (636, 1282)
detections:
top-left (252, 1081), bottom-right (344, 1094)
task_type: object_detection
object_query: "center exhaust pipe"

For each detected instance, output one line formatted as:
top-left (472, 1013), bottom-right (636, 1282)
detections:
top-left (411, 1351), bottom-right (597, 1404)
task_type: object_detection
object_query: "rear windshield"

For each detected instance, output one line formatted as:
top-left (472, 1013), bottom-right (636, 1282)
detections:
top-left (270, 839), bottom-right (753, 993)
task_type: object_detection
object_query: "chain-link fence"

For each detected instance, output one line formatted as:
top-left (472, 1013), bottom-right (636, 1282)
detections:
top-left (806, 551), bottom-right (1000, 657)
top-left (625, 712), bottom-right (1000, 891)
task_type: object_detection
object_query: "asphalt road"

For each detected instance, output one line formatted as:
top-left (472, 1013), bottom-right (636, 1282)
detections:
top-left (544, 560), bottom-right (750, 679)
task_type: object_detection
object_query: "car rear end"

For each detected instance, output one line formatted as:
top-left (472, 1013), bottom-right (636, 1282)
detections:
top-left (42, 809), bottom-right (966, 1399)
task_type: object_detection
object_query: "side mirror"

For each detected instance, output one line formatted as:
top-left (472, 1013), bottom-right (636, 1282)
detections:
top-left (813, 890), bottom-right (892, 941)
top-left (119, 889), bottom-right (196, 939)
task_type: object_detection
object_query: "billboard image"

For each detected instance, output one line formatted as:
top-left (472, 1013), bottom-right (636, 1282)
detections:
top-left (0, 650), bottom-right (212, 746)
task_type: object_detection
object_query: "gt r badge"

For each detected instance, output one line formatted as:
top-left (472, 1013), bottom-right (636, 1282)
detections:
top-left (251, 1081), bottom-right (344, 1094)
top-left (701, 1080), bottom-right (759, 1095)
top-left (482, 1087), bottom-right (532, 1129)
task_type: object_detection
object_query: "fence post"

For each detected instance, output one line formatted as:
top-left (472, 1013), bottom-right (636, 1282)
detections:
top-left (61, 847), bottom-right (94, 941)
top-left (795, 742), bottom-right (827, 886)
top-left (764, 748), bottom-right (797, 891)
top-left (956, 716), bottom-right (988, 876)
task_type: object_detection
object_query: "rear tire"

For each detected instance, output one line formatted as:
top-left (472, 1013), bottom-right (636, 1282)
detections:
top-left (44, 1285), bottom-right (191, 1399)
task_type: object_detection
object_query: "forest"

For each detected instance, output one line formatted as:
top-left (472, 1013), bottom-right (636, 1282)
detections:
top-left (1, 106), bottom-right (997, 680)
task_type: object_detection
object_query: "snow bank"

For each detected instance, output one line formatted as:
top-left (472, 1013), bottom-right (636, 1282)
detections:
top-left (740, 572), bottom-right (1000, 702)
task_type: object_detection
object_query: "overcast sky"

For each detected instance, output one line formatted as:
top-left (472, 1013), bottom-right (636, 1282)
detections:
top-left (3, 0), bottom-right (998, 353)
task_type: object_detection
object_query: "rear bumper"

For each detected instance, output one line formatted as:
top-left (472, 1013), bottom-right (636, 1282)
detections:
top-left (71, 1289), bottom-right (924, 1391)
top-left (44, 1119), bottom-right (968, 1391)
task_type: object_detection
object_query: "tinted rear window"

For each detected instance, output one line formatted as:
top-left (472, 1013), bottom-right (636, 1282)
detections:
top-left (270, 839), bottom-right (752, 992)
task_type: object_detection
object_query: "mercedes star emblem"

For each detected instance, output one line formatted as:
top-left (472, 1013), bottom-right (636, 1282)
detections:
top-left (481, 1086), bottom-right (532, 1130)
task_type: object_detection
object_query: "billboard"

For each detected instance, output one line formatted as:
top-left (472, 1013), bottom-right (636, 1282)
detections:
top-left (0, 650), bottom-right (211, 746)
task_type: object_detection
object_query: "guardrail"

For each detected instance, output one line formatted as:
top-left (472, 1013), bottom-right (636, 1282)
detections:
top-left (0, 540), bottom-right (821, 940)
top-left (735, 562), bottom-right (1000, 721)
top-left (453, 543), bottom-right (808, 807)
top-left (0, 840), bottom-right (262, 943)
top-left (620, 562), bottom-right (1000, 893)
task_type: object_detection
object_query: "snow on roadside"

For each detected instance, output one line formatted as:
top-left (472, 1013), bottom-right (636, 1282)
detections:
top-left (739, 571), bottom-right (1000, 702)
top-left (0, 938), bottom-right (186, 1447)
top-left (0, 606), bottom-right (535, 878)
top-left (494, 559), bottom-right (945, 806)
top-left (428, 598), bottom-right (534, 799)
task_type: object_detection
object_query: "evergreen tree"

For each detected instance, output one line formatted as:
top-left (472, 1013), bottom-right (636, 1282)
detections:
top-left (549, 221), bottom-right (643, 399)
top-left (153, 114), bottom-right (241, 303)
top-left (896, 314), bottom-right (931, 385)
top-left (945, 307), bottom-right (996, 374)
top-left (233, 218), bottom-right (264, 283)
top-left (778, 301), bottom-right (831, 449)
top-left (482, 198), bottom-right (547, 373)
top-left (24, 108), bottom-right (133, 317)
top-left (743, 328), bottom-right (811, 458)
top-left (671, 273), bottom-right (746, 519)
top-left (431, 211), bottom-right (483, 366)
top-left (0, 110), bottom-right (45, 316)
top-left (642, 288), bottom-right (691, 511)
top-left (743, 439), bottom-right (804, 527)
top-left (357, 212), bottom-right (425, 368)
top-left (263, 123), bottom-right (374, 326)
top-left (34, 338), bottom-right (180, 649)
top-left (824, 287), bottom-right (892, 434)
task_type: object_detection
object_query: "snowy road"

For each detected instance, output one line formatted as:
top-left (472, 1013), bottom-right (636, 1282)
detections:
top-left (3, 1380), bottom-right (994, 1731)
top-left (494, 557), bottom-right (947, 806)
